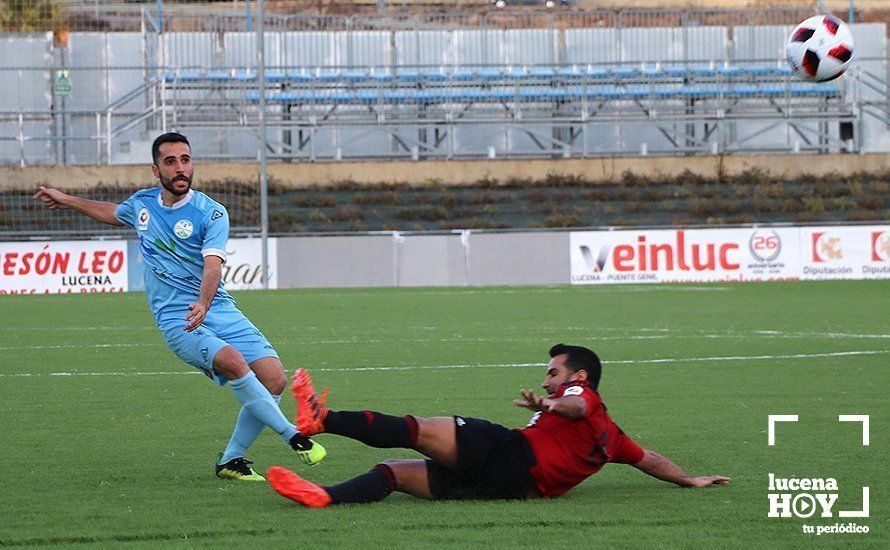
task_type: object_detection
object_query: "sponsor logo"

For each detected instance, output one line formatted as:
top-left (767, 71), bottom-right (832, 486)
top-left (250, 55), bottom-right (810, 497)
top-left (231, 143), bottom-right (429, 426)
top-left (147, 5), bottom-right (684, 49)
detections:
top-left (749, 230), bottom-right (781, 262)
top-left (137, 208), bottom-right (150, 231)
top-left (174, 219), bottom-right (194, 239)
top-left (812, 232), bottom-right (843, 262)
top-left (580, 245), bottom-right (608, 273)
top-left (578, 231), bottom-right (740, 273)
top-left (870, 231), bottom-right (889, 262)
top-left (211, 210), bottom-right (224, 221)
top-left (222, 247), bottom-right (268, 287)
top-left (0, 242), bottom-right (128, 294)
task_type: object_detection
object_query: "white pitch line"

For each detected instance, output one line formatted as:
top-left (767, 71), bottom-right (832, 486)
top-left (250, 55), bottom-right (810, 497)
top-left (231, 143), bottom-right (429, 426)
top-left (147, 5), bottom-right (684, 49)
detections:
top-left (605, 349), bottom-right (890, 365)
top-left (1, 349), bottom-right (887, 379)
top-left (311, 350), bottom-right (890, 370)
top-left (0, 335), bottom-right (684, 352)
top-left (0, 343), bottom-right (158, 351)
top-left (754, 331), bottom-right (890, 340)
top-left (0, 371), bottom-right (200, 378)
top-left (3, 329), bottom-right (890, 352)
top-left (0, 326), bottom-right (156, 332)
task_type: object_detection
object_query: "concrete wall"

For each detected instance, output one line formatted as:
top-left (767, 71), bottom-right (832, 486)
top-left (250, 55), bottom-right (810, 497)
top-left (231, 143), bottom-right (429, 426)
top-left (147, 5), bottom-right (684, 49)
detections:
top-left (277, 235), bottom-right (396, 288)
top-left (396, 234), bottom-right (469, 287)
top-left (465, 232), bottom-right (568, 286)
top-left (2, 152), bottom-right (887, 190)
top-left (276, 231), bottom-right (570, 288)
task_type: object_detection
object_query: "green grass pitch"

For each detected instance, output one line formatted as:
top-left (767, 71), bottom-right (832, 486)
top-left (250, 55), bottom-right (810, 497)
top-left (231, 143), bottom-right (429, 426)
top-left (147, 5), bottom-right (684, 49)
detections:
top-left (1, 281), bottom-right (887, 547)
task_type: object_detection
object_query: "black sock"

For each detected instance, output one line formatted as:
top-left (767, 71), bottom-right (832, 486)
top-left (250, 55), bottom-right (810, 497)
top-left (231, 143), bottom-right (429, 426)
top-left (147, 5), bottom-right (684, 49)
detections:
top-left (288, 434), bottom-right (314, 452)
top-left (325, 464), bottom-right (396, 504)
top-left (323, 410), bottom-right (419, 448)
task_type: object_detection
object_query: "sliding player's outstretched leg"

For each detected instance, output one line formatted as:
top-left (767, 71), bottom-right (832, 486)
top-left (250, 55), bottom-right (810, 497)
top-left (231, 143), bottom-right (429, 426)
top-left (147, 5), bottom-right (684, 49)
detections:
top-left (268, 459), bottom-right (431, 507)
top-left (291, 368), bottom-right (457, 468)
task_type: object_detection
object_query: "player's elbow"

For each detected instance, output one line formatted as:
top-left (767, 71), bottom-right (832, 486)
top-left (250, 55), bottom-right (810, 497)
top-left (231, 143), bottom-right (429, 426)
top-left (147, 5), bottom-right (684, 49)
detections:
top-left (203, 255), bottom-right (224, 270)
top-left (566, 407), bottom-right (587, 420)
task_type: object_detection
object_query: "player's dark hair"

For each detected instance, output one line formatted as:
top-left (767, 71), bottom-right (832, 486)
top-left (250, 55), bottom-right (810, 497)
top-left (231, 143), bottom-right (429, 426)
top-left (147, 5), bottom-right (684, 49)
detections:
top-left (549, 343), bottom-right (602, 390)
top-left (151, 132), bottom-right (190, 165)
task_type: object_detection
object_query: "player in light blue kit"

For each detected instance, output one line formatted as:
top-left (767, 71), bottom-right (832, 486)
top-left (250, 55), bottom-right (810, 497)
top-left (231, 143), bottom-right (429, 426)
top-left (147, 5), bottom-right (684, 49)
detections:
top-left (33, 132), bottom-right (325, 481)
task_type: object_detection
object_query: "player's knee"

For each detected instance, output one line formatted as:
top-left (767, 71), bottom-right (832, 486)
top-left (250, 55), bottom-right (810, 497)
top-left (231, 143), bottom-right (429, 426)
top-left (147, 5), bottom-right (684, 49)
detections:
top-left (212, 348), bottom-right (250, 380)
top-left (377, 460), bottom-right (402, 488)
top-left (376, 459), bottom-right (432, 499)
top-left (251, 359), bottom-right (287, 394)
top-left (265, 370), bottom-right (286, 395)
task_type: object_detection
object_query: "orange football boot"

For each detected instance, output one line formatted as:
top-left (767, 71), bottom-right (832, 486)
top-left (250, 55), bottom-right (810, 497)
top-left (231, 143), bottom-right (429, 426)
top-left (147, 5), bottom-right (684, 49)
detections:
top-left (267, 466), bottom-right (332, 508)
top-left (291, 368), bottom-right (330, 436)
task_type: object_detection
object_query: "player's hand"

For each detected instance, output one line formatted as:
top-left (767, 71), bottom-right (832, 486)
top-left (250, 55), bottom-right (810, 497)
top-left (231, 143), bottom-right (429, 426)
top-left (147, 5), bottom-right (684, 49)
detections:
top-left (33, 186), bottom-right (71, 210)
top-left (688, 475), bottom-right (731, 488)
top-left (184, 300), bottom-right (210, 332)
top-left (514, 389), bottom-right (552, 412)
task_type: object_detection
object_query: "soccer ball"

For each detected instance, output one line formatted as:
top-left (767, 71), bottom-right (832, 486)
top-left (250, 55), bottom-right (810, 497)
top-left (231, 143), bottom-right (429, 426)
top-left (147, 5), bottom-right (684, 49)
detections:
top-left (785, 15), bottom-right (855, 82)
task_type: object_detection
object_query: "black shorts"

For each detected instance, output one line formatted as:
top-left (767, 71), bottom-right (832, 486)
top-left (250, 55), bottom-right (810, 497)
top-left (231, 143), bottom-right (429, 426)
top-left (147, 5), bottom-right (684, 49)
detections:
top-left (425, 416), bottom-right (537, 500)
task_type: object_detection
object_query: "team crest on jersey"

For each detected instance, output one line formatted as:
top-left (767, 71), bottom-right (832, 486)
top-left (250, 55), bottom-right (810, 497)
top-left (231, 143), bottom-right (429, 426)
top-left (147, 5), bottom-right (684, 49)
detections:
top-left (174, 219), bottom-right (194, 239)
top-left (137, 208), bottom-right (150, 231)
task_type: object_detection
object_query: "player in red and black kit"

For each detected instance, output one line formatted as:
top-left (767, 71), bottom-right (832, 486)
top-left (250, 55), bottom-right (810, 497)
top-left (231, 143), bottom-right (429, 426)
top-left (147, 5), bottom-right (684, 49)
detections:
top-left (267, 344), bottom-right (729, 506)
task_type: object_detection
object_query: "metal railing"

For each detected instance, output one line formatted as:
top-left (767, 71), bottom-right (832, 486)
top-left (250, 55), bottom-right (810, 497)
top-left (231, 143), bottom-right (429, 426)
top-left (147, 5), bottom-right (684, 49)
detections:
top-left (2, 6), bottom-right (886, 166)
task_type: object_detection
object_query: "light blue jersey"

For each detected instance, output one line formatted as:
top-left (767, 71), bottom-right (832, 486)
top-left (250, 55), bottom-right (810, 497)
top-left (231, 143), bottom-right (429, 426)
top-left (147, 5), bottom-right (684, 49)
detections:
top-left (115, 187), bottom-right (277, 383)
top-left (115, 187), bottom-right (232, 324)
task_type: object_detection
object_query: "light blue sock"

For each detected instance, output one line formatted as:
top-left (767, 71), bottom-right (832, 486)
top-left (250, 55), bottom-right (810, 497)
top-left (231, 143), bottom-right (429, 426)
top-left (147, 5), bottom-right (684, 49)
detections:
top-left (229, 371), bottom-right (297, 445)
top-left (219, 395), bottom-right (282, 465)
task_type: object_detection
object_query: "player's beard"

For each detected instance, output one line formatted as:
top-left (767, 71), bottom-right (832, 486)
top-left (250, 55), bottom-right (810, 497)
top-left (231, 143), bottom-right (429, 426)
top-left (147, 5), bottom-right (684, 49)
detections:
top-left (159, 173), bottom-right (192, 196)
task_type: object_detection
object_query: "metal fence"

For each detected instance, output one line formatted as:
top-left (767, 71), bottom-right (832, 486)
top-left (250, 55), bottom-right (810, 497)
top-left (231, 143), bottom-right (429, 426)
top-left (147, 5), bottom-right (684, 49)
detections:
top-left (0, 180), bottom-right (260, 238)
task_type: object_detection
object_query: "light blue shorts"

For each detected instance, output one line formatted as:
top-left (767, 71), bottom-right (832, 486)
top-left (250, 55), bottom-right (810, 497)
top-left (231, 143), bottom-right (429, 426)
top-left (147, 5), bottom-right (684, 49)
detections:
top-left (160, 299), bottom-right (279, 386)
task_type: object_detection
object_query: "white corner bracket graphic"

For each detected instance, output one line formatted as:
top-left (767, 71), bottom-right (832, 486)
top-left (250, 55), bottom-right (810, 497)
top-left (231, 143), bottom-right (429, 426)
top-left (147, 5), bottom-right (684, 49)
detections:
top-left (768, 414), bottom-right (799, 446)
top-left (839, 487), bottom-right (870, 518)
top-left (838, 414), bottom-right (870, 446)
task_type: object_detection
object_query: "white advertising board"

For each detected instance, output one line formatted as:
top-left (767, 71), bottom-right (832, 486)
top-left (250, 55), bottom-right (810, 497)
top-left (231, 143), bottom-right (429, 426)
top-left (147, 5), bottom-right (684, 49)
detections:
top-left (801, 225), bottom-right (890, 280)
top-left (222, 237), bottom-right (278, 290)
top-left (0, 240), bottom-right (128, 294)
top-left (570, 227), bottom-right (803, 284)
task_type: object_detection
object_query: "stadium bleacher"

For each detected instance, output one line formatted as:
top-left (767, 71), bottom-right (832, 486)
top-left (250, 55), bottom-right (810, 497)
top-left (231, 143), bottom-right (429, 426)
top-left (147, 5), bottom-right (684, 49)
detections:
top-left (163, 63), bottom-right (841, 106)
top-left (0, 7), bottom-right (885, 164)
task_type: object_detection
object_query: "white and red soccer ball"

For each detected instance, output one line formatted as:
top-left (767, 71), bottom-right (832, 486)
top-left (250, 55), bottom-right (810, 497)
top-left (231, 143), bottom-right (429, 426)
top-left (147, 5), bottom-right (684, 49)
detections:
top-left (786, 14), bottom-right (855, 82)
